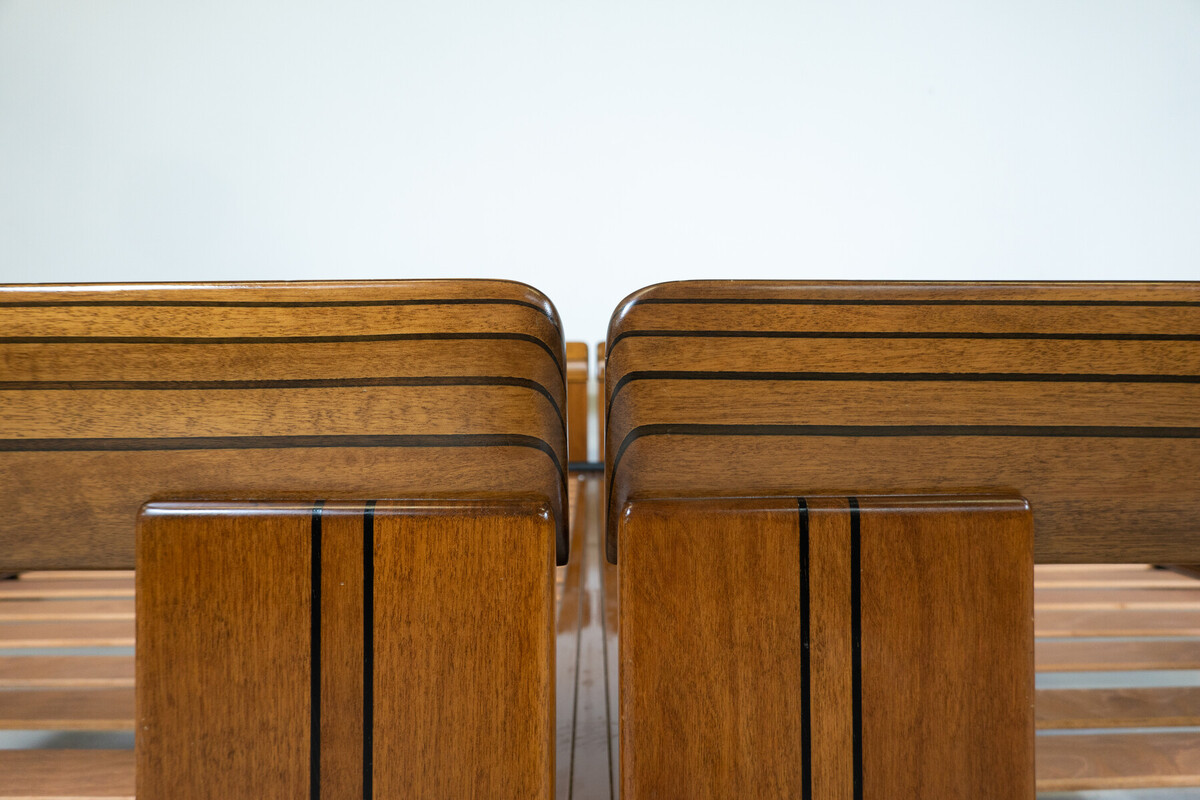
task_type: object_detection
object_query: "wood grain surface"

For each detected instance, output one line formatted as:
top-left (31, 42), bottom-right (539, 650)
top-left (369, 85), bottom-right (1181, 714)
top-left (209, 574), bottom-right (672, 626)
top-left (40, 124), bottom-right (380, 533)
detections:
top-left (619, 494), bottom-right (1033, 799)
top-left (0, 280), bottom-right (569, 568)
top-left (372, 499), bottom-right (555, 799)
top-left (1036, 640), bottom-right (1200, 672)
top-left (1036, 733), bottom-right (1200, 791)
top-left (0, 750), bottom-right (135, 798)
top-left (604, 280), bottom-right (1200, 563)
top-left (1036, 687), bottom-right (1200, 729)
top-left (137, 498), bottom-right (555, 799)
top-left (0, 687), bottom-right (132, 730)
top-left (567, 342), bottom-right (589, 463)
top-left (0, 656), bottom-right (134, 688)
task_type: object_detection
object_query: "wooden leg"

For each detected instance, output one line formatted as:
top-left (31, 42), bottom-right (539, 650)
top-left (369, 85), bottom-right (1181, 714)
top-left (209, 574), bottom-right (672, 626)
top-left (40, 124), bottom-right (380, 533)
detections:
top-left (619, 495), bottom-right (1034, 799)
top-left (137, 498), bottom-right (555, 799)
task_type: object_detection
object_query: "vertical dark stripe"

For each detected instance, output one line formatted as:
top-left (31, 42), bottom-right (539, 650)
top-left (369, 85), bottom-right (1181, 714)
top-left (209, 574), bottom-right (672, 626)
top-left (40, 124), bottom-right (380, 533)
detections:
top-left (310, 500), bottom-right (325, 800)
top-left (363, 500), bottom-right (376, 800)
top-left (848, 497), bottom-right (862, 800)
top-left (798, 498), bottom-right (812, 800)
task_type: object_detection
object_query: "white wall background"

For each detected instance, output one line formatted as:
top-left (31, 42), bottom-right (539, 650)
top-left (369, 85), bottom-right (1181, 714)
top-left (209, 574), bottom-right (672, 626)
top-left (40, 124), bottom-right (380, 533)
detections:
top-left (2, 0), bottom-right (1198, 343)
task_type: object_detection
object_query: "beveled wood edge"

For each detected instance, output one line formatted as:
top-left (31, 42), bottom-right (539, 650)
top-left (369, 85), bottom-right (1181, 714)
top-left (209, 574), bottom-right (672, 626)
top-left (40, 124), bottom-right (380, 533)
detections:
top-left (138, 495), bottom-right (565, 564)
top-left (611, 492), bottom-right (1031, 562)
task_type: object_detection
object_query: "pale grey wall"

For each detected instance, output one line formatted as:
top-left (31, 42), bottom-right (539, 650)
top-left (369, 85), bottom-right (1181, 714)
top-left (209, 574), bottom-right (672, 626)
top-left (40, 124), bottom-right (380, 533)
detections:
top-left (2, 0), bottom-right (1198, 342)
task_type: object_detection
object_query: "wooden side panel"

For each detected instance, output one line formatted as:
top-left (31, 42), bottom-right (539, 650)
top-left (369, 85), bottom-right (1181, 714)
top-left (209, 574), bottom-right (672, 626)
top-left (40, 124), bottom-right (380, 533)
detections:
top-left (618, 495), bottom-right (1034, 799)
top-left (136, 498), bottom-right (555, 800)
top-left (136, 502), bottom-right (311, 800)
top-left (619, 500), bottom-right (804, 798)
top-left (567, 341), bottom-right (589, 462)
top-left (603, 280), bottom-right (1200, 565)
top-left (0, 279), bottom-right (569, 569)
top-left (373, 500), bottom-right (555, 799)
top-left (858, 495), bottom-right (1034, 799)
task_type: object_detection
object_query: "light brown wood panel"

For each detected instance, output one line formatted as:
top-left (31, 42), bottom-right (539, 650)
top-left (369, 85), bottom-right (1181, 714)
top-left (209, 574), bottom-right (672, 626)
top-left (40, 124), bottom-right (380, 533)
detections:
top-left (3, 447), bottom-right (563, 569)
top-left (138, 498), bottom-right (556, 799)
top-left (372, 499), bottom-right (555, 799)
top-left (0, 656), bottom-right (134, 687)
top-left (0, 749), bottom-right (134, 798)
top-left (1036, 640), bottom-right (1200, 672)
top-left (1036, 609), bottom-right (1200, 637)
top-left (607, 433), bottom-right (1200, 564)
top-left (1035, 587), bottom-right (1200, 609)
top-left (1037, 687), bottom-right (1200, 729)
top-left (0, 578), bottom-right (135, 599)
top-left (604, 281), bottom-right (1200, 564)
top-left (137, 502), bottom-right (311, 800)
top-left (567, 342), bottom-right (589, 462)
top-left (0, 620), bottom-right (134, 648)
top-left (619, 494), bottom-right (1032, 799)
top-left (0, 280), bottom-right (569, 569)
top-left (555, 477), bottom-right (587, 798)
top-left (596, 341), bottom-right (606, 462)
top-left (0, 599), bottom-right (133, 621)
top-left (620, 499), bottom-right (804, 799)
top-left (1036, 732), bottom-right (1200, 791)
top-left (0, 687), bottom-right (133, 730)
top-left (8, 570), bottom-right (133, 580)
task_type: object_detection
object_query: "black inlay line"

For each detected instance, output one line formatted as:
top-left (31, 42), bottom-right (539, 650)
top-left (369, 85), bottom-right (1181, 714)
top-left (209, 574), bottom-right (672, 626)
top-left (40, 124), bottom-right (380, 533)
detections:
top-left (311, 501), bottom-right (325, 800)
top-left (0, 432), bottom-right (565, 475)
top-left (848, 497), bottom-right (862, 800)
top-left (363, 501), bottom-right (376, 800)
top-left (798, 498), bottom-right (812, 800)
top-left (605, 370), bottom-right (1200, 420)
top-left (606, 329), bottom-right (1200, 356)
top-left (606, 423), bottom-right (1200, 516)
top-left (0, 332), bottom-right (565, 376)
top-left (630, 297), bottom-right (1200, 307)
top-left (0, 376), bottom-right (565, 426)
top-left (0, 297), bottom-right (552, 315)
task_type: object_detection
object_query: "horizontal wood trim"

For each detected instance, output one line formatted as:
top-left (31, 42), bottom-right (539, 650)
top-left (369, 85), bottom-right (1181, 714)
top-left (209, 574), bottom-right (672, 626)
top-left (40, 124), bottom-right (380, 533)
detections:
top-left (604, 282), bottom-right (1200, 565)
top-left (1036, 640), bottom-right (1200, 672)
top-left (0, 687), bottom-right (133, 730)
top-left (1, 447), bottom-right (566, 570)
top-left (0, 600), bottom-right (133, 621)
top-left (0, 621), bottom-right (134, 648)
top-left (1036, 610), bottom-right (1200, 637)
top-left (0, 579), bottom-right (134, 599)
top-left (0, 656), bottom-right (134, 688)
top-left (1036, 732), bottom-right (1200, 791)
top-left (1036, 687), bottom-right (1200, 729)
top-left (0, 749), bottom-right (134, 799)
top-left (1035, 588), bottom-right (1200, 610)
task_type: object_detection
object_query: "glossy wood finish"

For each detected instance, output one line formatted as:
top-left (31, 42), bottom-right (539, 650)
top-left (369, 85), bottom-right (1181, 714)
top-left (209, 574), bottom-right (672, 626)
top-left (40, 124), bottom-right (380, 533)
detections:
top-left (567, 342), bottom-right (589, 463)
top-left (604, 280), bottom-right (1200, 563)
top-left (619, 494), bottom-right (1033, 799)
top-left (0, 280), bottom-right (569, 568)
top-left (137, 498), bottom-right (555, 800)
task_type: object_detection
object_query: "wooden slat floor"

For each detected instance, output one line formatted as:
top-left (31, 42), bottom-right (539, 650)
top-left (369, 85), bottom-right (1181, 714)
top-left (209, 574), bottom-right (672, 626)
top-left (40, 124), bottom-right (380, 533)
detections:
top-left (2, 477), bottom-right (1199, 797)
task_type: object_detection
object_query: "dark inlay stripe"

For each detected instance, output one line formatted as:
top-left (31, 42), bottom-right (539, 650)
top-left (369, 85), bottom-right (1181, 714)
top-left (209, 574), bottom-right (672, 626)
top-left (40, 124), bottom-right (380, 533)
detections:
top-left (0, 432), bottom-right (564, 476)
top-left (607, 423), bottom-right (1200, 515)
top-left (0, 375), bottom-right (565, 425)
top-left (627, 296), bottom-right (1200, 307)
top-left (363, 501), bottom-right (376, 800)
top-left (1, 331), bottom-right (564, 375)
top-left (311, 501), bottom-right (324, 800)
top-left (848, 498), bottom-right (862, 800)
top-left (798, 499), bottom-right (812, 800)
top-left (0, 297), bottom-right (553, 316)
top-left (607, 329), bottom-right (1200, 355)
top-left (606, 370), bottom-right (1200, 418)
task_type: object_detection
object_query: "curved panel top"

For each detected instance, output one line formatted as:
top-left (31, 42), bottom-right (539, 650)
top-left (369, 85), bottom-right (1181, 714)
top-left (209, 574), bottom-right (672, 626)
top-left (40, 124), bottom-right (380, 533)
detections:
top-left (604, 280), bottom-right (1200, 563)
top-left (0, 279), bottom-right (570, 567)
